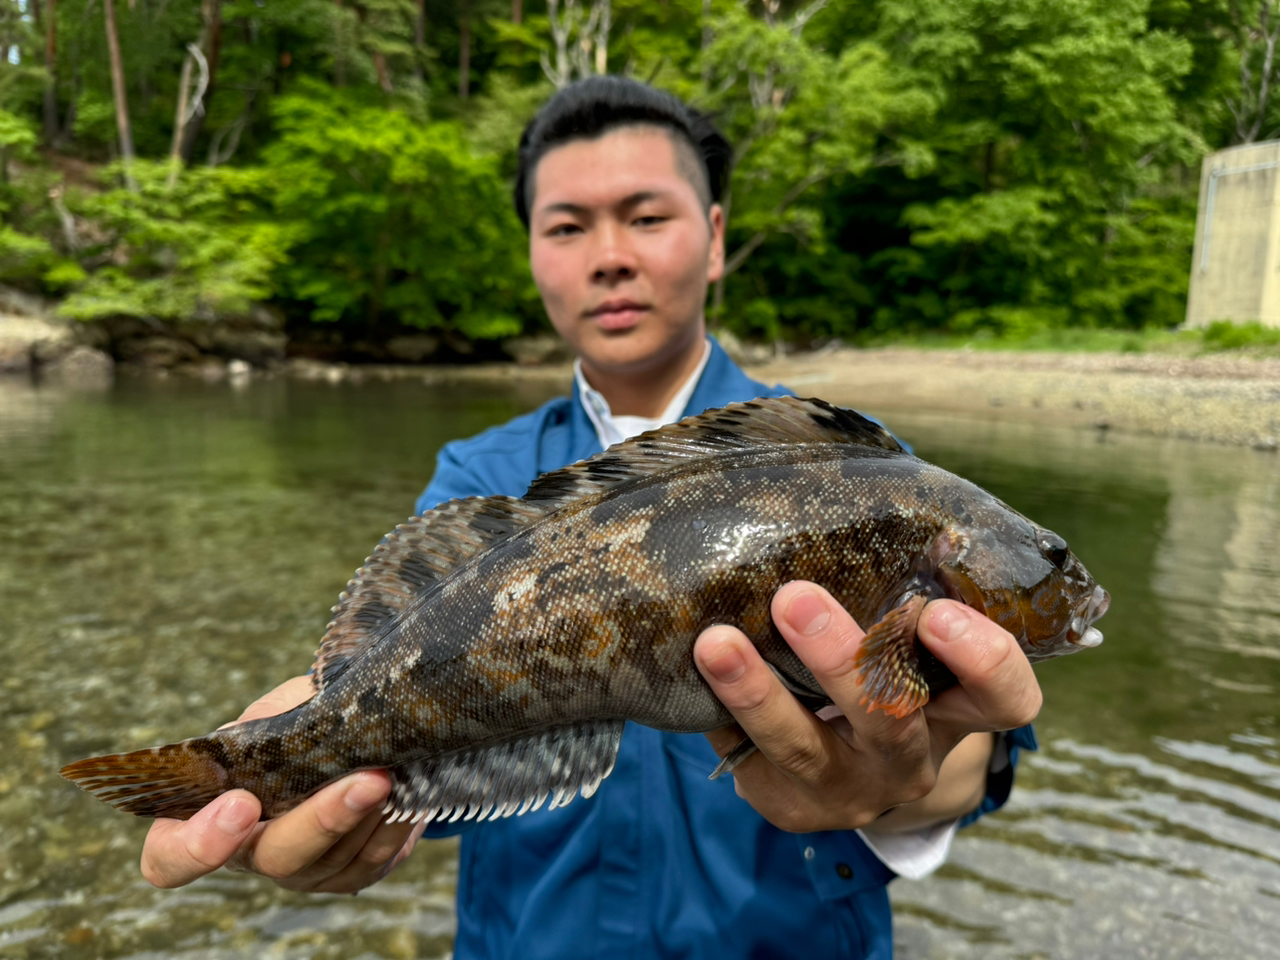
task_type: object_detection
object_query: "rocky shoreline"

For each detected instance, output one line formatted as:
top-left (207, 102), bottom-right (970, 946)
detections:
top-left (5, 296), bottom-right (1278, 448)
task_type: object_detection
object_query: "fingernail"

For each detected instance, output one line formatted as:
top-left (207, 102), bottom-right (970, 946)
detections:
top-left (784, 589), bottom-right (830, 636)
top-left (701, 633), bottom-right (747, 683)
top-left (215, 796), bottom-right (255, 835)
top-left (344, 776), bottom-right (385, 813)
top-left (928, 602), bottom-right (973, 642)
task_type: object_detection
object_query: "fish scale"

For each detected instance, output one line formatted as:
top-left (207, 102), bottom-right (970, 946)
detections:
top-left (61, 396), bottom-right (1109, 823)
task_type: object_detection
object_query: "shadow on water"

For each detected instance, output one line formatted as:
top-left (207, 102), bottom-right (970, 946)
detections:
top-left (0, 379), bottom-right (1276, 958)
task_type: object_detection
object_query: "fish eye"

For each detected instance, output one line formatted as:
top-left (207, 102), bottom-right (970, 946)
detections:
top-left (1038, 533), bottom-right (1069, 569)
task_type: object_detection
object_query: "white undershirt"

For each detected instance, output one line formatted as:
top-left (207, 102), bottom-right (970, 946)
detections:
top-left (573, 339), bottom-right (959, 879)
top-left (574, 338), bottom-right (711, 450)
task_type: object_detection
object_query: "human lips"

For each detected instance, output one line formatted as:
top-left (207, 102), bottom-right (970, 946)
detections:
top-left (587, 299), bottom-right (649, 331)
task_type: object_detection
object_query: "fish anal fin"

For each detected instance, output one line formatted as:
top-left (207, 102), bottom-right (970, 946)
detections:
top-left (312, 496), bottom-right (549, 688)
top-left (854, 595), bottom-right (931, 719)
top-left (382, 720), bottom-right (626, 825)
top-left (523, 397), bottom-right (905, 508)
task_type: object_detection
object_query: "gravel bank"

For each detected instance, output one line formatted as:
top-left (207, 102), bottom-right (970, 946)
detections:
top-left (745, 347), bottom-right (1280, 449)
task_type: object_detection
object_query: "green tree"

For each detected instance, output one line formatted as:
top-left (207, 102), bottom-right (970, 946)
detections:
top-left (698, 0), bottom-right (932, 316)
top-left (57, 160), bottom-right (287, 322)
top-left (262, 85), bottom-right (537, 338)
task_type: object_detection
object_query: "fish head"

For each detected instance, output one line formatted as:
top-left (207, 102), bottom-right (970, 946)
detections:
top-left (934, 518), bottom-right (1109, 663)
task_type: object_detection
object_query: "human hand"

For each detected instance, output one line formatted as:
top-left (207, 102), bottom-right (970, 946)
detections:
top-left (139, 676), bottom-right (420, 893)
top-left (692, 582), bottom-right (1042, 834)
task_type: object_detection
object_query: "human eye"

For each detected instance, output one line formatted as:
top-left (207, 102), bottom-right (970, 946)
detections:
top-left (633, 214), bottom-right (667, 228)
top-left (546, 222), bottom-right (582, 238)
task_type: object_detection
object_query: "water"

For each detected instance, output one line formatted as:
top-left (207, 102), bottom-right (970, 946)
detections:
top-left (1, 375), bottom-right (1277, 959)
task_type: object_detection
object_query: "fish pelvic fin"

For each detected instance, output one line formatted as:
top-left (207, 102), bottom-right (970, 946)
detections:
top-left (709, 735), bottom-right (758, 779)
top-left (854, 595), bottom-right (932, 719)
top-left (382, 720), bottom-right (626, 825)
top-left (60, 740), bottom-right (230, 820)
top-left (523, 397), bottom-right (905, 507)
top-left (314, 495), bottom-right (550, 688)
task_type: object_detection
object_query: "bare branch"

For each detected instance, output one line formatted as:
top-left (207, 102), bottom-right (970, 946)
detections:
top-left (723, 230), bottom-right (767, 276)
top-left (790, 0), bottom-right (829, 36)
top-left (186, 43), bottom-right (209, 122)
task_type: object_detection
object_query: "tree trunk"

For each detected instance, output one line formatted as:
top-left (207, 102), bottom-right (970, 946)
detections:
top-left (42, 0), bottom-right (59, 144)
top-left (167, 51), bottom-right (194, 185)
top-left (374, 51), bottom-right (393, 93)
top-left (102, 0), bottom-right (137, 191)
top-left (414, 0), bottom-right (426, 83)
top-left (334, 0), bottom-right (347, 86)
top-left (701, 0), bottom-right (711, 87)
top-left (179, 0), bottom-right (222, 163)
top-left (458, 0), bottom-right (472, 100)
top-left (594, 0), bottom-right (610, 75)
top-left (512, 0), bottom-right (522, 23)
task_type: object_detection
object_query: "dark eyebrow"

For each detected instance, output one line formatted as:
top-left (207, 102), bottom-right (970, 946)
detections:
top-left (536, 190), bottom-right (671, 219)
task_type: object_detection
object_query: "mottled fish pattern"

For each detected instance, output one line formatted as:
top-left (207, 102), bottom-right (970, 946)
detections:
top-left (61, 397), bottom-right (1109, 824)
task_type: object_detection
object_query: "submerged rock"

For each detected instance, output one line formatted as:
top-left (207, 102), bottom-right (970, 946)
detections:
top-left (41, 345), bottom-right (114, 388)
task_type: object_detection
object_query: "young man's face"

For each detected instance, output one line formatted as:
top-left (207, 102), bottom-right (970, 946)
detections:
top-left (528, 125), bottom-right (725, 387)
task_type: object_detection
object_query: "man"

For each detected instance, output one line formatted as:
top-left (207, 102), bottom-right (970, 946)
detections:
top-left (139, 77), bottom-right (1040, 959)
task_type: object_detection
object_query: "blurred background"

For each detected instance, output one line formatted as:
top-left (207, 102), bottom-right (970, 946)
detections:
top-left (2, 0), bottom-right (1280, 362)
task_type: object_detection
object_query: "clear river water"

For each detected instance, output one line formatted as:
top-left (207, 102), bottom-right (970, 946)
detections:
top-left (0, 373), bottom-right (1277, 960)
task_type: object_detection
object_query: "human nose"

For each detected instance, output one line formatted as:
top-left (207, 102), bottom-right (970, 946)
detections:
top-left (589, 221), bottom-right (637, 283)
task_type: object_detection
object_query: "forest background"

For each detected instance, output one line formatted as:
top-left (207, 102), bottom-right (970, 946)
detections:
top-left (1, 0), bottom-right (1278, 362)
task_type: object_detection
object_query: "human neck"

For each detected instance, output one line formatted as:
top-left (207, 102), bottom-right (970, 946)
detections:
top-left (581, 335), bottom-right (709, 418)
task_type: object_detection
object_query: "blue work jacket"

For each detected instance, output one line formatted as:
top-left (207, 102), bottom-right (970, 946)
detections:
top-left (415, 337), bottom-right (1035, 960)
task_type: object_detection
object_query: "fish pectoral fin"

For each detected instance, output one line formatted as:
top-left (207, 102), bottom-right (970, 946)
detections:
top-left (708, 735), bottom-right (758, 780)
top-left (853, 594), bottom-right (931, 719)
top-left (383, 720), bottom-right (626, 825)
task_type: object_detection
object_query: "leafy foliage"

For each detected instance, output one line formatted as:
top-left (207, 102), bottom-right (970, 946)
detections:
top-left (261, 86), bottom-right (536, 336)
top-left (58, 161), bottom-right (287, 323)
top-left (0, 0), bottom-right (1267, 347)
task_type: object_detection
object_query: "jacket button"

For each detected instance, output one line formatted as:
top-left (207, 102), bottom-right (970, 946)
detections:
top-left (835, 862), bottom-right (853, 879)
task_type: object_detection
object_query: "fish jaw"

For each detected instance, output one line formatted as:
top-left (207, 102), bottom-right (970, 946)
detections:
top-left (1068, 584), bottom-right (1110, 650)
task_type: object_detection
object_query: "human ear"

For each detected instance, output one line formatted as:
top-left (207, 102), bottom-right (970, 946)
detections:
top-left (706, 203), bottom-right (725, 283)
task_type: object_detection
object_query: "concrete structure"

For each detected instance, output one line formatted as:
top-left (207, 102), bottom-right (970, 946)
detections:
top-left (1186, 140), bottom-right (1280, 328)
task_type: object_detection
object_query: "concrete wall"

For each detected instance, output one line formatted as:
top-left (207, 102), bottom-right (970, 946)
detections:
top-left (1186, 140), bottom-right (1280, 328)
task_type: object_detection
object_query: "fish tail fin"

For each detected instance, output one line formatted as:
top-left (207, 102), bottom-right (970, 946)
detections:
top-left (854, 595), bottom-right (931, 719)
top-left (60, 739), bottom-right (231, 820)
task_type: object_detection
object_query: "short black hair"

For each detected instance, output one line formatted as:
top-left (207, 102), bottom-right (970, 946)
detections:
top-left (513, 76), bottom-right (731, 229)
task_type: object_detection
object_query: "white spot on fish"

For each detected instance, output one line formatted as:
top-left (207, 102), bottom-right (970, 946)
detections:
top-left (494, 571), bottom-right (538, 611)
top-left (387, 649), bottom-right (420, 683)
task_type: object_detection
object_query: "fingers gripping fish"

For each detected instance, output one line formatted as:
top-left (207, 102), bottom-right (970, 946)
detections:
top-left (61, 397), bottom-right (1109, 825)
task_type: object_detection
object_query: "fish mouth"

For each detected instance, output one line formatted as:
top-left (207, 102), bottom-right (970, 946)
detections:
top-left (1068, 585), bottom-right (1110, 648)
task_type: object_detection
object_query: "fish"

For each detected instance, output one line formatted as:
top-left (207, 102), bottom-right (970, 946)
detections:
top-left (61, 396), bottom-right (1109, 825)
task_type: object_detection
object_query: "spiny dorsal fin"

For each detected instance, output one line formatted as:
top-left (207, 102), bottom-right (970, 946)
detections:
top-left (525, 396), bottom-right (904, 506)
top-left (311, 495), bottom-right (550, 688)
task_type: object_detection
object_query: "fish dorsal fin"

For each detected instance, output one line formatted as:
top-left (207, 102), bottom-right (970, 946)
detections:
top-left (311, 495), bottom-right (550, 688)
top-left (524, 396), bottom-right (904, 506)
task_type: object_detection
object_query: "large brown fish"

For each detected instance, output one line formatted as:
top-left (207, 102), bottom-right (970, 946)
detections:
top-left (62, 397), bottom-right (1108, 824)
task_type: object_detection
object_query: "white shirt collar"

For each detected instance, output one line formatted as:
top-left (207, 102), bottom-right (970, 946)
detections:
top-left (575, 338), bottom-right (712, 450)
